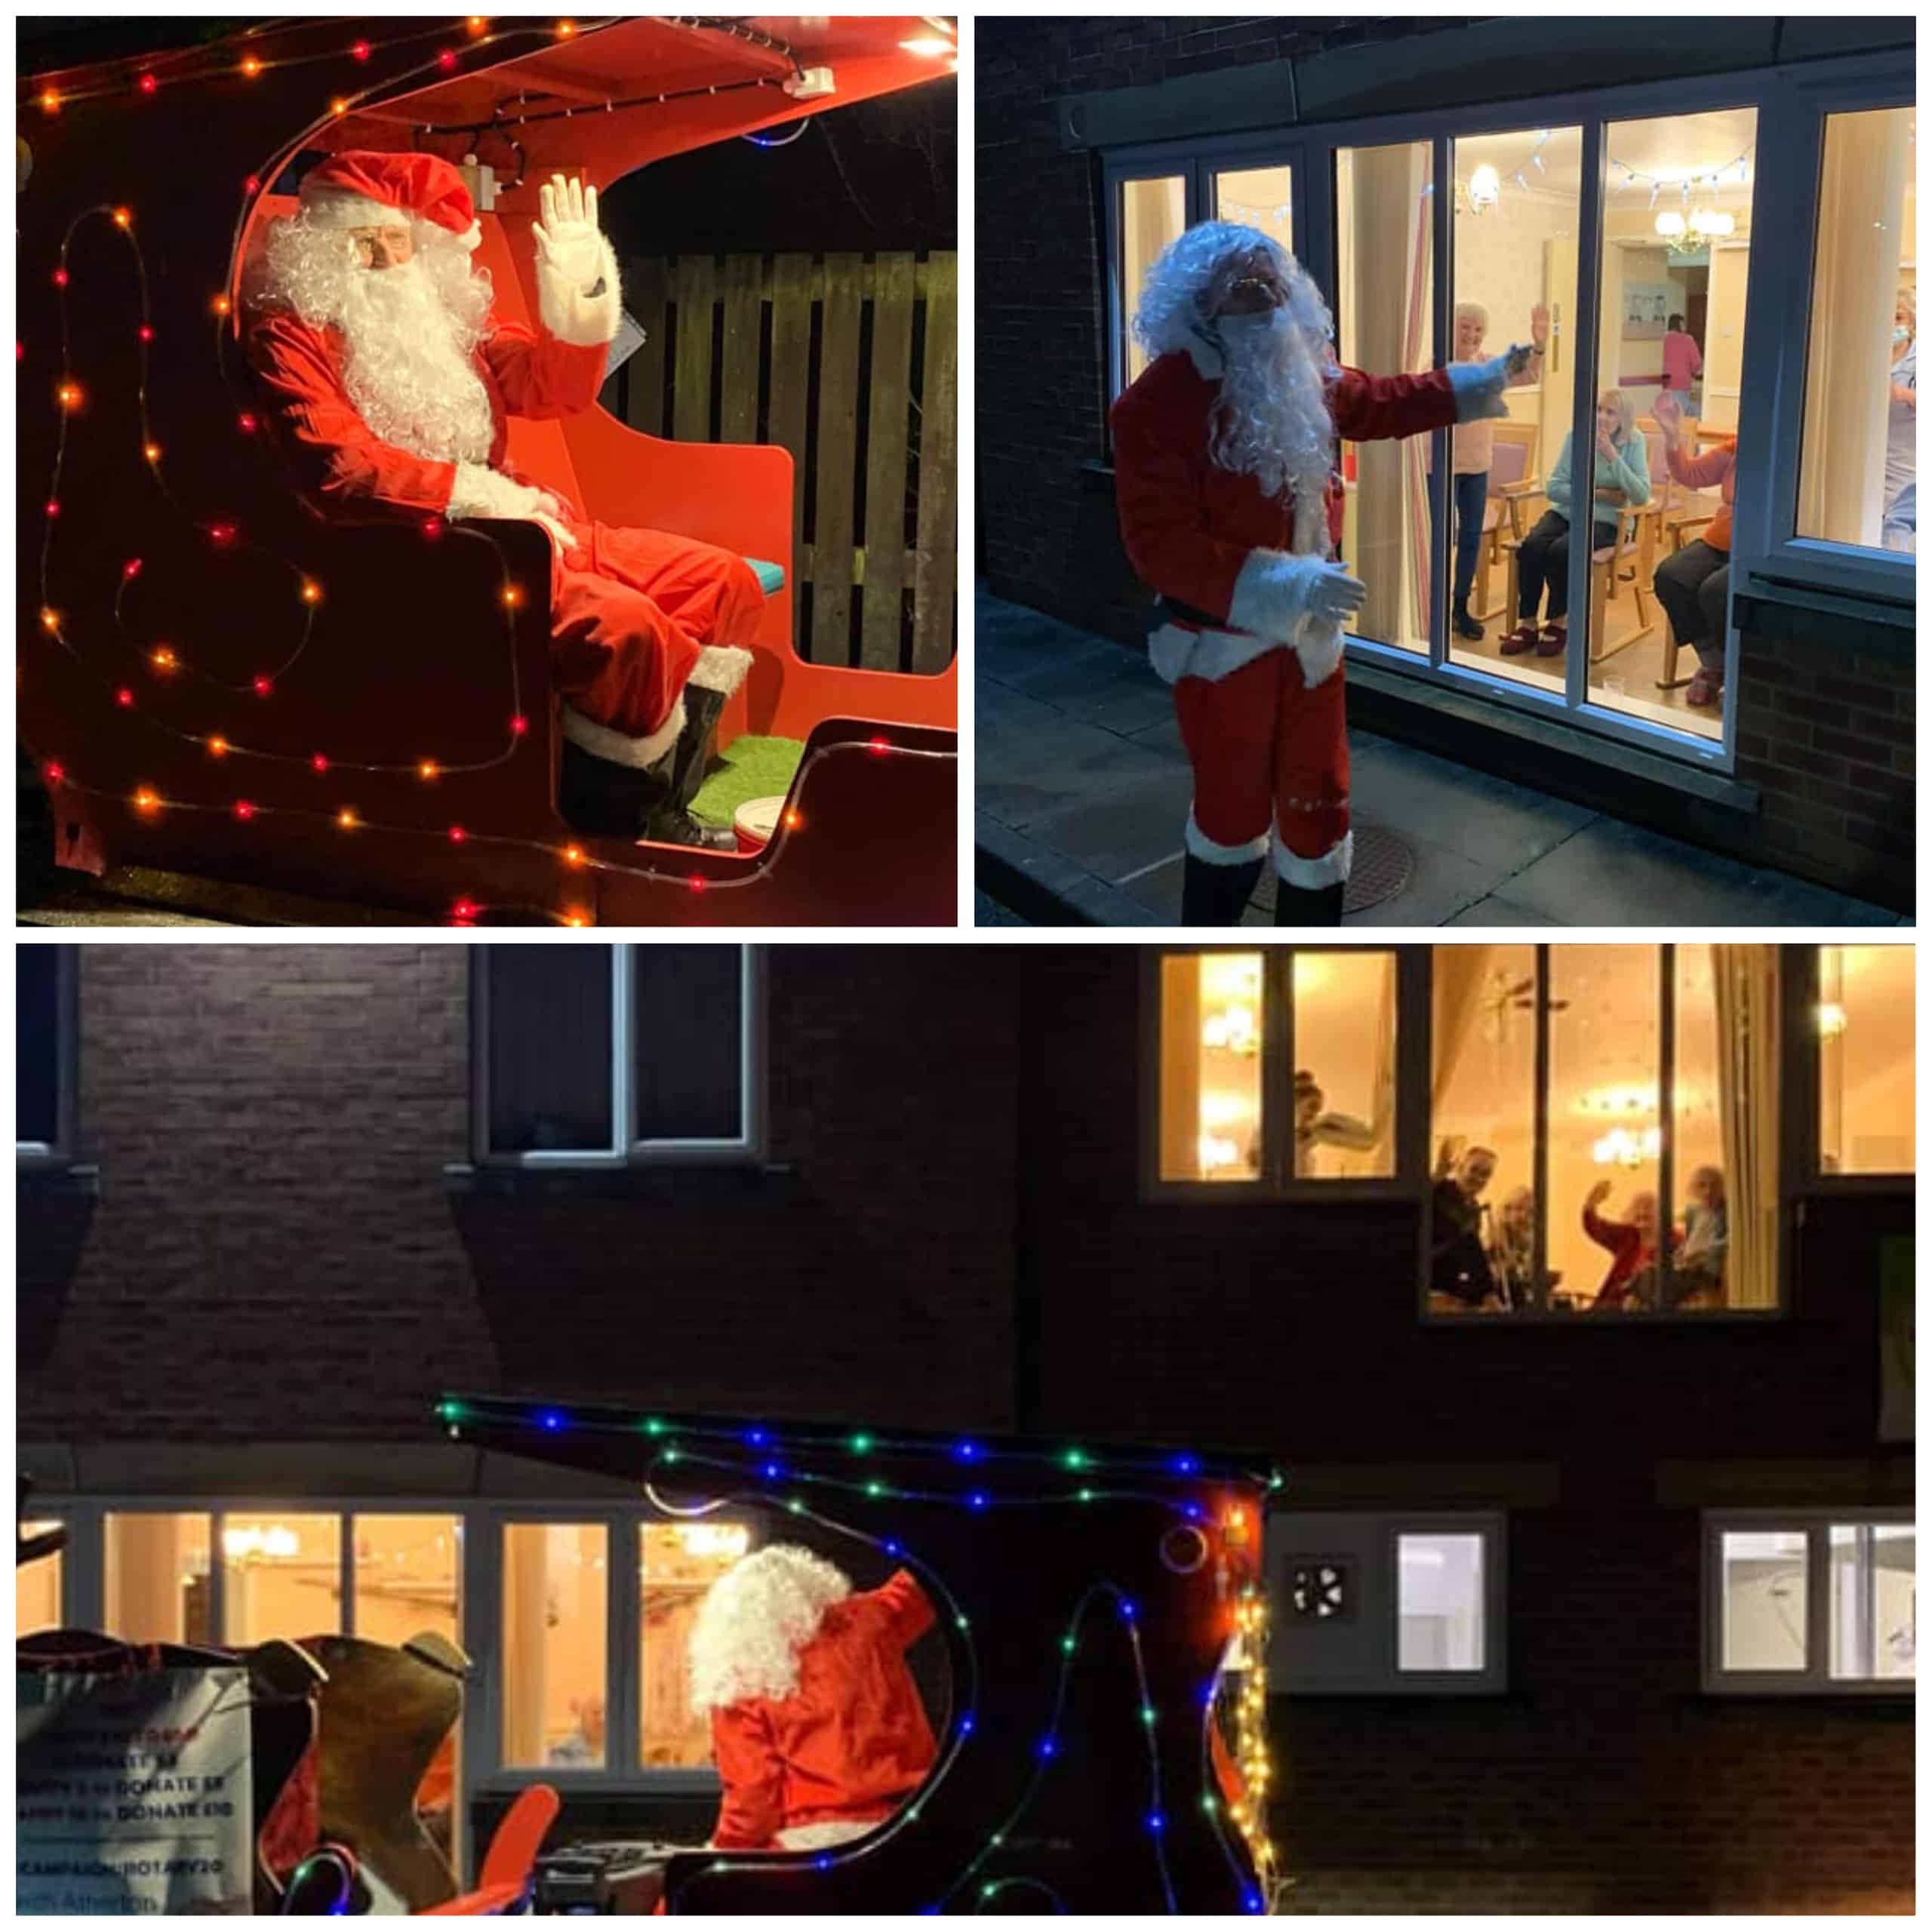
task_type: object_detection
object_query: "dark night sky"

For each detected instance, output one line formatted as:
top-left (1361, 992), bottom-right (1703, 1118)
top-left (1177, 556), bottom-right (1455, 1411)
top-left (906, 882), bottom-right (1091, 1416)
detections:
top-left (17, 17), bottom-right (956, 256)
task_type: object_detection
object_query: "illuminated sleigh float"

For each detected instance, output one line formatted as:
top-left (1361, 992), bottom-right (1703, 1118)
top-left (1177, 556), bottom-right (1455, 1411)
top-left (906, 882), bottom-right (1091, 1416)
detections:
top-left (437, 1394), bottom-right (1284, 1915)
top-left (19, 17), bottom-right (957, 927)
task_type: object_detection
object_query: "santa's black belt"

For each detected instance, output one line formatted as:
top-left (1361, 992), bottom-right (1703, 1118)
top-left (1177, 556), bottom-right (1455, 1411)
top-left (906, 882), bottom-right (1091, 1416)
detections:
top-left (1157, 595), bottom-right (1242, 632)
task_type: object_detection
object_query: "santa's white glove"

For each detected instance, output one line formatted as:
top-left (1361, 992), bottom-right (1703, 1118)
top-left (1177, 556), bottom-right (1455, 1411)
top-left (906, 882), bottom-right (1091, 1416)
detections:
top-left (1447, 345), bottom-right (1531, 422)
top-left (1307, 561), bottom-right (1368, 626)
top-left (532, 174), bottom-right (621, 349)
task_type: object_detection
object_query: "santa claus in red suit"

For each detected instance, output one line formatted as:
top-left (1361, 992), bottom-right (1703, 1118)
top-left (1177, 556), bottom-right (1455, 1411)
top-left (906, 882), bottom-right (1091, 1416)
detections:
top-left (1112, 222), bottom-right (1530, 924)
top-left (687, 1547), bottom-right (938, 1853)
top-left (246, 149), bottom-right (761, 851)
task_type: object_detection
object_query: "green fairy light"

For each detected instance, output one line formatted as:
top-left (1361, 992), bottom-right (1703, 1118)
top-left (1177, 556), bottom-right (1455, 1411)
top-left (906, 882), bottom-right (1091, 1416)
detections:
top-left (435, 1399), bottom-right (462, 1422)
top-left (850, 1432), bottom-right (872, 1454)
top-left (1077, 1487), bottom-right (1094, 1503)
top-left (955, 1613), bottom-right (970, 1631)
top-left (1063, 1448), bottom-right (1088, 1470)
top-left (661, 1447), bottom-right (681, 1464)
top-left (1201, 1792), bottom-right (1218, 1814)
top-left (1061, 1633), bottom-right (1077, 1655)
top-left (787, 1497), bottom-right (804, 1515)
top-left (1140, 1704), bottom-right (1156, 1726)
top-left (865, 1480), bottom-right (885, 1498)
top-left (642, 1417), bottom-right (666, 1436)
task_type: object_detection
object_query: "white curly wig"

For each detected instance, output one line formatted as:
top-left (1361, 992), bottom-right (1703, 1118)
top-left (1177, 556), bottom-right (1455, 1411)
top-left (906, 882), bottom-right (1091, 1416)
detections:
top-left (687, 1545), bottom-right (853, 1716)
top-left (1131, 220), bottom-right (1337, 506)
top-left (248, 209), bottom-right (499, 467)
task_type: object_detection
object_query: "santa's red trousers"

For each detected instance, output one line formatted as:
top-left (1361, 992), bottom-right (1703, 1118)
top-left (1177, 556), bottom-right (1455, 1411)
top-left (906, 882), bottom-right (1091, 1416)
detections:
top-left (1173, 646), bottom-right (1350, 871)
top-left (549, 518), bottom-right (765, 740)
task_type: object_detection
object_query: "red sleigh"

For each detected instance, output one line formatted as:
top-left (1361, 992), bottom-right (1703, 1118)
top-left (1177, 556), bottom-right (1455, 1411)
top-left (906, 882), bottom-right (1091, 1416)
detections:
top-left (17, 17), bottom-right (958, 927)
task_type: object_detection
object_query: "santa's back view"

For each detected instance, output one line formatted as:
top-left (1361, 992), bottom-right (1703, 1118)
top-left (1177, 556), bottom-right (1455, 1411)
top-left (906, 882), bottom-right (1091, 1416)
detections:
top-left (245, 149), bottom-right (762, 850)
top-left (687, 1546), bottom-right (940, 1853)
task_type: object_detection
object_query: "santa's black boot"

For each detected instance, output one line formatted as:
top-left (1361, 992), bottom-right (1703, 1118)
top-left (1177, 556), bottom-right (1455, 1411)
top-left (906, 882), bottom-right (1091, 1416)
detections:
top-left (1273, 880), bottom-right (1347, 927)
top-left (559, 740), bottom-right (656, 837)
top-left (639, 682), bottom-right (734, 851)
top-left (1180, 854), bottom-right (1264, 926)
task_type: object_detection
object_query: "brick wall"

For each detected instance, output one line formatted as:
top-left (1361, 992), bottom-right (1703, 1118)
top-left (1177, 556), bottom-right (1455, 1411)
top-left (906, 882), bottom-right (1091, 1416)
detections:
top-left (17, 945), bottom-right (1020, 1444)
top-left (1015, 946), bottom-right (1913, 1915)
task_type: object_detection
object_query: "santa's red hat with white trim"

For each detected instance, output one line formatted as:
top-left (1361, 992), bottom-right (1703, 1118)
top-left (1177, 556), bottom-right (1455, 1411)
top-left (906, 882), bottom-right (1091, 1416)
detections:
top-left (299, 150), bottom-right (482, 252)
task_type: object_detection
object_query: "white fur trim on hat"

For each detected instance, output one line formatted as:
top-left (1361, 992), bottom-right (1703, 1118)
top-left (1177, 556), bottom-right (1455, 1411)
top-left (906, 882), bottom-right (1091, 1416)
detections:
top-left (1184, 808), bottom-right (1270, 866)
top-left (689, 645), bottom-right (753, 698)
top-left (1272, 827), bottom-right (1353, 888)
top-left (560, 697), bottom-right (686, 771)
top-left (302, 185), bottom-right (403, 231)
top-left (538, 233), bottom-right (623, 347)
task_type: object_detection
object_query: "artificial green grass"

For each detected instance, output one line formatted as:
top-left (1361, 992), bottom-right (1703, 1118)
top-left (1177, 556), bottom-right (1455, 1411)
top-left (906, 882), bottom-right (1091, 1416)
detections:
top-left (690, 734), bottom-right (807, 830)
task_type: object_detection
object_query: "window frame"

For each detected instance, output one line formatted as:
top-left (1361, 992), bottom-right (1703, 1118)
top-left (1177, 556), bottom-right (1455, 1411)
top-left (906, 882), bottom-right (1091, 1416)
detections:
top-left (1729, 66), bottom-right (1918, 617)
top-left (1702, 1507), bottom-right (1916, 1697)
top-left (471, 943), bottom-right (768, 1170)
top-left (17, 942), bottom-right (78, 1168)
top-left (1420, 942), bottom-right (1800, 1326)
top-left (1140, 944), bottom-right (1429, 1203)
top-left (1790, 941), bottom-right (1916, 1193)
top-left (1266, 1507), bottom-right (1509, 1697)
top-left (1097, 51), bottom-right (1917, 774)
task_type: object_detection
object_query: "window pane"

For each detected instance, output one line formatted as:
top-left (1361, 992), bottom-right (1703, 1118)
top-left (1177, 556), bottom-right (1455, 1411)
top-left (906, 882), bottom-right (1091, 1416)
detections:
top-left (633, 947), bottom-right (744, 1143)
top-left (222, 1512), bottom-right (341, 1646)
top-left (1337, 142), bottom-right (1435, 656)
top-left (1819, 944), bottom-right (1915, 1175)
top-left (1721, 1528), bottom-right (1807, 1672)
top-left (1121, 177), bottom-right (1186, 387)
top-left (640, 1520), bottom-right (751, 1766)
top-left (503, 1523), bottom-right (607, 1768)
top-left (488, 946), bottom-right (614, 1153)
top-left (1214, 165), bottom-right (1291, 252)
top-left (1397, 1533), bottom-right (1484, 1671)
top-left (1831, 1524), bottom-right (1916, 1682)
top-left (1584, 110), bottom-right (1754, 744)
top-left (356, 1515), bottom-right (463, 1864)
top-left (1672, 944), bottom-right (1780, 1312)
top-left (1158, 952), bottom-right (1265, 1183)
top-left (1293, 950), bottom-right (1395, 1178)
top-left (1550, 944), bottom-right (1660, 1312)
top-left (17, 1524), bottom-right (63, 1635)
top-left (17, 946), bottom-right (60, 1148)
top-left (1449, 126), bottom-right (1581, 695)
top-left (1430, 944), bottom-right (1538, 1313)
top-left (1798, 107), bottom-right (1915, 555)
top-left (104, 1513), bottom-right (213, 1645)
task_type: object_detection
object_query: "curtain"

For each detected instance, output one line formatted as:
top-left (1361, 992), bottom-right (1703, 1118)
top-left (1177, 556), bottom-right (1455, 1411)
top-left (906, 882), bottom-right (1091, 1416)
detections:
top-left (1367, 951), bottom-right (1399, 1174)
top-left (1712, 945), bottom-right (1781, 1309)
top-left (1796, 111), bottom-right (1909, 546)
top-left (1430, 945), bottom-right (1492, 1111)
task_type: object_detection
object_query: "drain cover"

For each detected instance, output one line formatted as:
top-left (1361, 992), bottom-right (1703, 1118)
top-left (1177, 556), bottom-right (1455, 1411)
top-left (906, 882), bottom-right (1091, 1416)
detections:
top-left (1345, 824), bottom-right (1414, 914)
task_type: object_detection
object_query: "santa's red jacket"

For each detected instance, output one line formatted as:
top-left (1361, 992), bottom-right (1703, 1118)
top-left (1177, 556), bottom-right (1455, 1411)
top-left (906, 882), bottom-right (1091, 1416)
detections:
top-left (709, 1567), bottom-right (938, 1851)
top-left (1111, 349), bottom-right (1458, 628)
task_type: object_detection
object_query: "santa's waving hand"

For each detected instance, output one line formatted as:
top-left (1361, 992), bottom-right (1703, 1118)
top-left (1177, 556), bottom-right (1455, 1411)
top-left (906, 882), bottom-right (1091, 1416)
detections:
top-left (245, 149), bottom-right (760, 851)
top-left (1111, 221), bottom-right (1524, 927)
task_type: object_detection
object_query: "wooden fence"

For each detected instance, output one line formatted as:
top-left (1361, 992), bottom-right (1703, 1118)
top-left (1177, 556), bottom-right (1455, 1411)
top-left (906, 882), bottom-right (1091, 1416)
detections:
top-left (605, 251), bottom-right (957, 676)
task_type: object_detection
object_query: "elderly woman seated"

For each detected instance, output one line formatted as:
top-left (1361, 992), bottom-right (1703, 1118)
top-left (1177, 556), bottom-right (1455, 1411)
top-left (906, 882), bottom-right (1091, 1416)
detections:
top-left (1499, 389), bottom-right (1650, 661)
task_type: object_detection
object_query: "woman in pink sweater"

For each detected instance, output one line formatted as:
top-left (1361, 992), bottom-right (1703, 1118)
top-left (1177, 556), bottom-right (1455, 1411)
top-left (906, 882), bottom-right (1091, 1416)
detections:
top-left (1648, 392), bottom-right (1736, 709)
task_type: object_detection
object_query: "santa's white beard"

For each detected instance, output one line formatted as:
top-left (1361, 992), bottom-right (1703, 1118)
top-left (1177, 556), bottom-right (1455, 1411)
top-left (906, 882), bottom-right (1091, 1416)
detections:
top-left (1208, 307), bottom-right (1335, 513)
top-left (333, 260), bottom-right (498, 467)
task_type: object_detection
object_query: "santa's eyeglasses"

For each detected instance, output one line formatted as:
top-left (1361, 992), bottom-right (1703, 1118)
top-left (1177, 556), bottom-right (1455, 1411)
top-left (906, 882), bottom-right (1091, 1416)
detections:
top-left (347, 226), bottom-right (415, 267)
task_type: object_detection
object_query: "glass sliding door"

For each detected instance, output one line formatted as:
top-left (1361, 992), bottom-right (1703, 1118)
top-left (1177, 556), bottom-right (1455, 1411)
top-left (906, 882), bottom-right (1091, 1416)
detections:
top-left (1117, 174), bottom-right (1188, 389)
top-left (1335, 140), bottom-right (1436, 657)
top-left (1583, 108), bottom-right (1756, 743)
top-left (1447, 125), bottom-right (1582, 691)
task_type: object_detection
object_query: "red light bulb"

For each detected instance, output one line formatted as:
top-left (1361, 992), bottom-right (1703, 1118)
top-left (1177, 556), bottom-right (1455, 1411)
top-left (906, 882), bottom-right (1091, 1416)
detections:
top-left (868, 734), bottom-right (891, 755)
top-left (234, 799), bottom-right (257, 820)
top-left (350, 39), bottom-right (372, 61)
top-left (453, 898), bottom-right (479, 921)
top-left (138, 325), bottom-right (155, 343)
top-left (438, 49), bottom-right (459, 71)
top-left (510, 714), bottom-right (529, 736)
top-left (245, 176), bottom-right (261, 194)
top-left (252, 676), bottom-right (272, 697)
top-left (688, 875), bottom-right (708, 894)
top-left (137, 73), bottom-right (158, 96)
top-left (52, 269), bottom-right (68, 288)
top-left (312, 753), bottom-right (330, 774)
top-left (422, 517), bottom-right (444, 540)
top-left (44, 761), bottom-right (65, 784)
top-left (122, 558), bottom-right (143, 580)
top-left (449, 826), bottom-right (467, 843)
top-left (45, 501), bottom-right (60, 518)
top-left (237, 412), bottom-right (257, 433)
top-left (116, 688), bottom-right (135, 708)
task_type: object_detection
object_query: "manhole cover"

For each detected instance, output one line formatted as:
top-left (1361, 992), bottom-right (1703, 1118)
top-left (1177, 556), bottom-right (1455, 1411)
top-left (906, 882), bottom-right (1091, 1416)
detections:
top-left (1344, 823), bottom-right (1414, 914)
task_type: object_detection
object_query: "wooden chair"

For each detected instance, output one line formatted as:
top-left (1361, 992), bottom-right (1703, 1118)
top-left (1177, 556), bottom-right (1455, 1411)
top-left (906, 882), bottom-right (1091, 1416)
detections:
top-left (1586, 503), bottom-right (1657, 666)
top-left (1472, 424), bottom-right (1541, 622)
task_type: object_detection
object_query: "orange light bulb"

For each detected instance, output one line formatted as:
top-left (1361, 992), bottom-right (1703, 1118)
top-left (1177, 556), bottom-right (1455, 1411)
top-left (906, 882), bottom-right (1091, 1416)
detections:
top-left (240, 55), bottom-right (263, 78)
top-left (134, 787), bottom-right (161, 813)
top-left (212, 294), bottom-right (232, 317)
top-left (337, 807), bottom-right (358, 829)
top-left (144, 442), bottom-right (162, 463)
top-left (563, 844), bottom-right (586, 866)
top-left (501, 584), bottom-right (524, 609)
top-left (38, 608), bottom-right (59, 632)
top-left (300, 580), bottom-right (321, 604)
top-left (39, 89), bottom-right (60, 115)
top-left (150, 648), bottom-right (177, 672)
top-left (112, 208), bottom-right (132, 229)
top-left (208, 737), bottom-right (229, 758)
top-left (331, 97), bottom-right (350, 117)
top-left (418, 759), bottom-right (438, 781)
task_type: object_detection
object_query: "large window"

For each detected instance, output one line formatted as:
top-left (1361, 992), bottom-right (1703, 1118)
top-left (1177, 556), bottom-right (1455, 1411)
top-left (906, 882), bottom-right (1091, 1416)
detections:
top-left (1102, 60), bottom-right (1916, 771)
top-left (1706, 1511), bottom-right (1915, 1694)
top-left (503, 1521), bottom-right (610, 1770)
top-left (104, 1512), bottom-right (213, 1645)
top-left (1817, 944), bottom-right (1915, 1177)
top-left (1430, 943), bottom-right (1782, 1318)
top-left (17, 1524), bottom-right (63, 1636)
top-left (1268, 1512), bottom-right (1506, 1694)
top-left (1148, 948), bottom-right (1410, 1194)
top-left (1797, 107), bottom-right (1916, 556)
top-left (474, 944), bottom-right (765, 1165)
top-left (17, 943), bottom-right (75, 1164)
top-left (639, 1520), bottom-right (751, 1767)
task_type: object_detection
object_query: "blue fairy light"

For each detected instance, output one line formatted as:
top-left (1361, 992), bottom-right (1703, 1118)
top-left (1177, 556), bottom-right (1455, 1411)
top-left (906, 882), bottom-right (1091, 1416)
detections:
top-left (1171, 1454), bottom-right (1198, 1475)
top-left (761, 1461), bottom-right (782, 1481)
top-left (1147, 1811), bottom-right (1166, 1834)
top-left (814, 1854), bottom-right (834, 1872)
top-left (954, 1440), bottom-right (980, 1462)
top-left (746, 1426), bottom-right (768, 1447)
top-left (958, 1712), bottom-right (977, 1736)
top-left (882, 1538), bottom-right (903, 1557)
top-left (539, 1410), bottom-right (565, 1432)
top-left (968, 1491), bottom-right (989, 1511)
top-left (1038, 1734), bottom-right (1057, 1758)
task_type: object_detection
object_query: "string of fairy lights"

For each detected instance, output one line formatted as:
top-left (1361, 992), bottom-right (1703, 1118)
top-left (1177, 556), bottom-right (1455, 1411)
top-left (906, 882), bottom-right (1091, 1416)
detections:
top-left (26, 15), bottom-right (953, 924)
top-left (440, 1398), bottom-right (1282, 1912)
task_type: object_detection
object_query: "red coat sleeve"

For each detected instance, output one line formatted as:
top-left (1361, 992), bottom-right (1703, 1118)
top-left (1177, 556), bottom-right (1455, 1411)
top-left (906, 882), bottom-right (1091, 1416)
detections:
top-left (247, 313), bottom-right (459, 520)
top-left (1110, 375), bottom-right (1255, 620)
top-left (872, 1568), bottom-right (937, 1650)
top-left (481, 321), bottom-right (609, 422)
top-left (709, 1704), bottom-right (783, 1851)
top-left (1327, 365), bottom-right (1457, 445)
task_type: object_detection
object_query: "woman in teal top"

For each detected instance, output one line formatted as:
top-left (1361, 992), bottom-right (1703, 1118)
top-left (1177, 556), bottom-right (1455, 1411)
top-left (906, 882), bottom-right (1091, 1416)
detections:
top-left (1500, 389), bottom-right (1649, 660)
